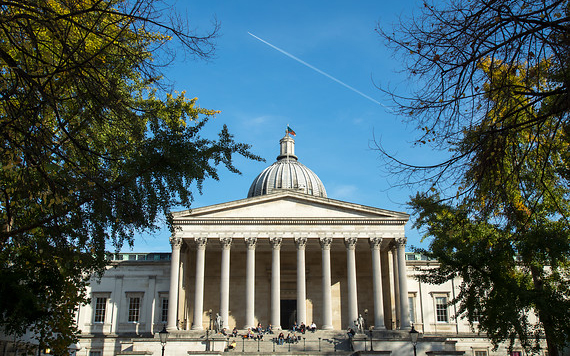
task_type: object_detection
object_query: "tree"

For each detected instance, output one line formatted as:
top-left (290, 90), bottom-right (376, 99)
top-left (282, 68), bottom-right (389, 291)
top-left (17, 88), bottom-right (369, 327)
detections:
top-left (376, 1), bottom-right (570, 355)
top-left (376, 0), bottom-right (570, 193)
top-left (0, 0), bottom-right (261, 353)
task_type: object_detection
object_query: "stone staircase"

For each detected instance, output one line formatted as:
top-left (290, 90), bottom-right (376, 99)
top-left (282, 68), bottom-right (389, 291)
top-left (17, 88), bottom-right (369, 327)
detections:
top-left (120, 329), bottom-right (465, 355)
top-left (223, 329), bottom-right (352, 355)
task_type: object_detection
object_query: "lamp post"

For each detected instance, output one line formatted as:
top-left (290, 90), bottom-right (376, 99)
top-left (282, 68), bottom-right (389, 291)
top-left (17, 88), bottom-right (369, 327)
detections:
top-left (159, 325), bottom-right (169, 356)
top-left (409, 324), bottom-right (419, 356)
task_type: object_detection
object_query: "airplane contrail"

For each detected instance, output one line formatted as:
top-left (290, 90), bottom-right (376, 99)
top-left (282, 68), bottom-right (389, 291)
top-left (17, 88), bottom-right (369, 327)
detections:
top-left (248, 32), bottom-right (385, 107)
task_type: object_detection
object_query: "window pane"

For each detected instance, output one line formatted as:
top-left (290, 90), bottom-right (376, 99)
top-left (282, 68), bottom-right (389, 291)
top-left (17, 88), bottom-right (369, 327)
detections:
top-left (128, 297), bottom-right (140, 322)
top-left (408, 296), bottom-right (415, 323)
top-left (94, 297), bottom-right (106, 323)
top-left (435, 296), bottom-right (448, 322)
top-left (161, 298), bottom-right (169, 323)
top-left (474, 351), bottom-right (487, 356)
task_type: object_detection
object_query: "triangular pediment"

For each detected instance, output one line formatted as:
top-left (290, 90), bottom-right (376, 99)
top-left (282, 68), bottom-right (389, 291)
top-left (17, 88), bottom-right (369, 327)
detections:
top-left (172, 191), bottom-right (408, 221)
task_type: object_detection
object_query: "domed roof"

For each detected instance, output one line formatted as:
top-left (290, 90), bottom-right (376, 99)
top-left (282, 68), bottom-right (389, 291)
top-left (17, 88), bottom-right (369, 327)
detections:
top-left (247, 135), bottom-right (327, 198)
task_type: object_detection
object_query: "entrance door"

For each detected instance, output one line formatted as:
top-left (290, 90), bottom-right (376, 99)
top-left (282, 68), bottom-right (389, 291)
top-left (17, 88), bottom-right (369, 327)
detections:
top-left (280, 299), bottom-right (296, 330)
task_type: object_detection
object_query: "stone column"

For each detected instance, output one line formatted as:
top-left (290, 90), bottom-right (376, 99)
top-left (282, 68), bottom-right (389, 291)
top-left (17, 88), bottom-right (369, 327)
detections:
top-left (244, 236), bottom-right (257, 329)
top-left (396, 237), bottom-right (411, 329)
top-left (390, 246), bottom-right (400, 329)
top-left (369, 237), bottom-right (386, 330)
top-left (269, 236), bottom-right (282, 329)
top-left (295, 236), bottom-right (307, 325)
top-left (219, 236), bottom-right (232, 330)
top-left (345, 236), bottom-right (359, 328)
top-left (167, 235), bottom-right (182, 331)
top-left (147, 275), bottom-right (157, 334)
top-left (319, 236), bottom-right (333, 330)
top-left (191, 236), bottom-right (207, 330)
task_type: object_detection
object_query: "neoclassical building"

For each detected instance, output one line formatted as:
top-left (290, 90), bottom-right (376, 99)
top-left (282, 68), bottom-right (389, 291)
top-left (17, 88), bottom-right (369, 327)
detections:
top-left (167, 134), bottom-right (411, 334)
top-left (5, 134), bottom-right (550, 355)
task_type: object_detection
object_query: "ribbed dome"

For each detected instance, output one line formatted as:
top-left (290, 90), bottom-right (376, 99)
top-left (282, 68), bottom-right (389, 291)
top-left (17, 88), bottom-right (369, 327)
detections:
top-left (247, 135), bottom-right (327, 198)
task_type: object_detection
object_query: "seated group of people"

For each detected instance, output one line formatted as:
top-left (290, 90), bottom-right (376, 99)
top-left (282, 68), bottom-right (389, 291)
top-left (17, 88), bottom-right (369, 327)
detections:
top-left (237, 323), bottom-right (273, 340)
top-left (291, 321), bottom-right (317, 333)
top-left (276, 332), bottom-right (301, 345)
top-left (224, 321), bottom-right (317, 344)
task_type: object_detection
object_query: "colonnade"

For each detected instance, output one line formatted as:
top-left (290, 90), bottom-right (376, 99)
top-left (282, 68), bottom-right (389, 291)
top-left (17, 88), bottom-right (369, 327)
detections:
top-left (167, 234), bottom-right (411, 332)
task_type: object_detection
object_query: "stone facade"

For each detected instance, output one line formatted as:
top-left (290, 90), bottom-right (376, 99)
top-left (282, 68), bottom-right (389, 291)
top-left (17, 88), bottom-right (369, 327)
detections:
top-left (0, 135), bottom-right (556, 356)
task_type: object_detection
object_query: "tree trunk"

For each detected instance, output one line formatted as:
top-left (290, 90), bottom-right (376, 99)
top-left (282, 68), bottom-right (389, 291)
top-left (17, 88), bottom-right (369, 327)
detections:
top-left (530, 265), bottom-right (559, 356)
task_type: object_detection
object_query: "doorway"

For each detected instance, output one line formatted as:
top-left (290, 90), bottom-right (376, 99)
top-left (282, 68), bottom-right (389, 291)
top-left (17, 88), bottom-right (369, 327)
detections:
top-left (280, 299), bottom-right (296, 330)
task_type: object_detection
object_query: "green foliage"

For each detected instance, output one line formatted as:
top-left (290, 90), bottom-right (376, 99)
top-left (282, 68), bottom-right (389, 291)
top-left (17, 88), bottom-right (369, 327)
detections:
top-left (410, 59), bottom-right (570, 356)
top-left (410, 193), bottom-right (570, 354)
top-left (0, 0), bottom-right (261, 353)
top-left (377, 1), bottom-right (570, 355)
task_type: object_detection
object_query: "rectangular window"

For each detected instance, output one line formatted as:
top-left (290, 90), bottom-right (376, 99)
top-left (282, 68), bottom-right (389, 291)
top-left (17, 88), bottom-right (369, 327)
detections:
top-left (93, 297), bottom-right (107, 323)
top-left (435, 296), bottom-right (448, 323)
top-left (161, 298), bottom-right (169, 323)
top-left (408, 296), bottom-right (416, 324)
top-left (89, 351), bottom-right (102, 356)
top-left (474, 351), bottom-right (487, 356)
top-left (128, 297), bottom-right (141, 322)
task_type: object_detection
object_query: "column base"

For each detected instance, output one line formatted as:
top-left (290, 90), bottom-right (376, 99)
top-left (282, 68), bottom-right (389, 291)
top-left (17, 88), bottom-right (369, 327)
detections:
top-left (321, 325), bottom-right (334, 330)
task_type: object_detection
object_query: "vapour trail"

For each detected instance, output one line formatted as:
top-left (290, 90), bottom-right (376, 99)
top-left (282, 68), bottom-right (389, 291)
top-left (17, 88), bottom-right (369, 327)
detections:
top-left (248, 32), bottom-right (385, 107)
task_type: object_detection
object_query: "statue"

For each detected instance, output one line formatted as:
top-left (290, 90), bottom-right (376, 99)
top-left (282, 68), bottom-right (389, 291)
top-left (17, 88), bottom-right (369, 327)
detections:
top-left (356, 314), bottom-right (364, 333)
top-left (215, 313), bottom-right (223, 333)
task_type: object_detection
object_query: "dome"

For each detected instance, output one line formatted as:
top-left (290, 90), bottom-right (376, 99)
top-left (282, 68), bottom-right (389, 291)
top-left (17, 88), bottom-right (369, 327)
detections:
top-left (247, 135), bottom-right (327, 198)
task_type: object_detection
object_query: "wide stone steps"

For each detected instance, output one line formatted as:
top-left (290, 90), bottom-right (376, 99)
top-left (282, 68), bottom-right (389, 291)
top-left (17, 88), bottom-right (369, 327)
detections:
top-left (224, 330), bottom-right (352, 354)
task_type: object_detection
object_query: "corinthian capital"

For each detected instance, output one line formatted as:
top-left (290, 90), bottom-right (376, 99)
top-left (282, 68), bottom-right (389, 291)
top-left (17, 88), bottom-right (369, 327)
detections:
top-left (219, 236), bottom-right (232, 250)
top-left (244, 236), bottom-right (257, 250)
top-left (394, 236), bottom-right (407, 247)
top-left (319, 236), bottom-right (332, 250)
top-left (369, 236), bottom-right (383, 250)
top-left (269, 236), bottom-right (282, 249)
top-left (344, 236), bottom-right (358, 250)
top-left (194, 236), bottom-right (207, 250)
top-left (294, 236), bottom-right (307, 250)
top-left (170, 235), bottom-right (182, 249)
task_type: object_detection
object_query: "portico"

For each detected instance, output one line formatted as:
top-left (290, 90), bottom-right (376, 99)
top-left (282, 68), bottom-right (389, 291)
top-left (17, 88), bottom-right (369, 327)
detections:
top-left (168, 191), bottom-right (410, 332)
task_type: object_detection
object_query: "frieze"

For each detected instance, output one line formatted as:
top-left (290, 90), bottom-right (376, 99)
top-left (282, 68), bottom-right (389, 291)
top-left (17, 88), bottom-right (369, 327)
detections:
top-left (175, 218), bottom-right (407, 225)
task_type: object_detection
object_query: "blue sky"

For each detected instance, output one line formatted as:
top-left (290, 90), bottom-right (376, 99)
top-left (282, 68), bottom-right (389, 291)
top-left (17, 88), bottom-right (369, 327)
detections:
top-left (126, 0), bottom-right (444, 253)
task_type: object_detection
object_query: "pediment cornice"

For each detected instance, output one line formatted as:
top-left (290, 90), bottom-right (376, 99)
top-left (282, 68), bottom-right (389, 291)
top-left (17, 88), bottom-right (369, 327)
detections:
top-left (172, 190), bottom-right (409, 222)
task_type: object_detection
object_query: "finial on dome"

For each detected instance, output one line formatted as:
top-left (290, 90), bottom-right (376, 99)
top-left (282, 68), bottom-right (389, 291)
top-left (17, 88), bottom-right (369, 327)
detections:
top-left (277, 135), bottom-right (297, 160)
top-left (247, 132), bottom-right (327, 198)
